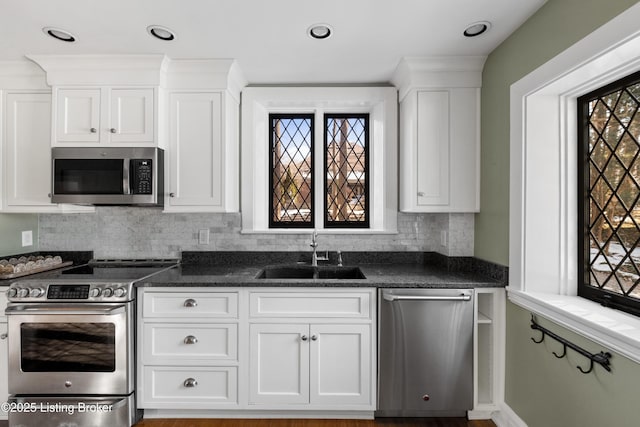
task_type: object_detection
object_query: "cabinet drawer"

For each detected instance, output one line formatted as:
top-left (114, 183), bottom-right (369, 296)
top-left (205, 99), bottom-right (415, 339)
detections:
top-left (143, 323), bottom-right (237, 363)
top-left (250, 291), bottom-right (371, 319)
top-left (143, 292), bottom-right (238, 318)
top-left (142, 366), bottom-right (238, 407)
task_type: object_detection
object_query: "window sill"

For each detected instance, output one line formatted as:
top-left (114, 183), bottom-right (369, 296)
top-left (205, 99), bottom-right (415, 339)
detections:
top-left (507, 288), bottom-right (640, 364)
top-left (240, 228), bottom-right (398, 235)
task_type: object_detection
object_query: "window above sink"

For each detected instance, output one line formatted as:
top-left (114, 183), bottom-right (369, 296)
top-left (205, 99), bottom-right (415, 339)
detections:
top-left (240, 86), bottom-right (398, 234)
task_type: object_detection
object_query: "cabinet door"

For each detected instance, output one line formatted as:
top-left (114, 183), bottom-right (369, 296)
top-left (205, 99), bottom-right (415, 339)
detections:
top-left (249, 323), bottom-right (309, 405)
top-left (309, 324), bottom-right (371, 406)
top-left (167, 92), bottom-right (223, 209)
top-left (416, 90), bottom-right (450, 207)
top-left (4, 93), bottom-right (57, 210)
top-left (56, 89), bottom-right (100, 142)
top-left (109, 88), bottom-right (154, 143)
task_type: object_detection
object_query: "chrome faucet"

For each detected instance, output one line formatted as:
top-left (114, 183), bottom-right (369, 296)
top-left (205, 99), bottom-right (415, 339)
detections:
top-left (310, 230), bottom-right (329, 266)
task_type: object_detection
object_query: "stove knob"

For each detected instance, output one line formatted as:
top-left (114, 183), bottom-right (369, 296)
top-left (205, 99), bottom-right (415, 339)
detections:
top-left (89, 288), bottom-right (101, 298)
top-left (17, 288), bottom-right (29, 298)
top-left (113, 287), bottom-right (127, 298)
top-left (29, 288), bottom-right (44, 298)
top-left (7, 288), bottom-right (17, 298)
top-left (102, 288), bottom-right (114, 298)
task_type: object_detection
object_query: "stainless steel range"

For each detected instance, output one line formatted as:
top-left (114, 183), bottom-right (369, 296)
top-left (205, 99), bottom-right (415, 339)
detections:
top-left (4, 259), bottom-right (178, 427)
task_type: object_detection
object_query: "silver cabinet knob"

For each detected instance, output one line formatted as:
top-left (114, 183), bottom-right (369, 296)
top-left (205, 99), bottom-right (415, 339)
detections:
top-left (169, 193), bottom-right (176, 198)
top-left (311, 335), bottom-right (318, 341)
top-left (48, 193), bottom-right (52, 198)
top-left (110, 128), bottom-right (117, 134)
top-left (90, 127), bottom-right (97, 133)
top-left (418, 192), bottom-right (425, 197)
top-left (0, 333), bottom-right (7, 340)
top-left (183, 298), bottom-right (197, 308)
top-left (183, 378), bottom-right (198, 388)
top-left (184, 335), bottom-right (198, 345)
top-left (301, 335), bottom-right (308, 341)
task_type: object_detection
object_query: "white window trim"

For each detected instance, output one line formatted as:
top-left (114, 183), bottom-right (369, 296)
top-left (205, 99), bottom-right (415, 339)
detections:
top-left (240, 86), bottom-right (398, 234)
top-left (509, 3), bottom-right (640, 364)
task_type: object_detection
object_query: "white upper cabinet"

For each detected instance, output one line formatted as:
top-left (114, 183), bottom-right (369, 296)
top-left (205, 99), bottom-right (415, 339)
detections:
top-left (393, 57), bottom-right (485, 213)
top-left (28, 55), bottom-right (165, 147)
top-left (163, 60), bottom-right (245, 212)
top-left (2, 91), bottom-right (92, 213)
top-left (55, 87), bottom-right (154, 146)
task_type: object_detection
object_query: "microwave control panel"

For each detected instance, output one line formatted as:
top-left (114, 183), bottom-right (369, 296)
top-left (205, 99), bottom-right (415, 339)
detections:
top-left (131, 159), bottom-right (153, 195)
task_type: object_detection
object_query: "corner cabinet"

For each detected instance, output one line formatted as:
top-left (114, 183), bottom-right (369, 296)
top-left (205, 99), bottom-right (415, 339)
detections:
top-left (1, 91), bottom-right (92, 212)
top-left (137, 287), bottom-right (376, 419)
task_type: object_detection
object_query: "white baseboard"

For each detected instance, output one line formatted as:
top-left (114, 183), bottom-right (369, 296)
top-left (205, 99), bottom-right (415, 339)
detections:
top-left (492, 402), bottom-right (528, 427)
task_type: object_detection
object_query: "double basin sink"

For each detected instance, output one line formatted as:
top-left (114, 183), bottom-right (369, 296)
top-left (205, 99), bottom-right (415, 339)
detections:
top-left (256, 264), bottom-right (366, 280)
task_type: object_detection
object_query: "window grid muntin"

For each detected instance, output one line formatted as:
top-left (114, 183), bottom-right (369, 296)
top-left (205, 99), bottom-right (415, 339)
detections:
top-left (269, 114), bottom-right (314, 228)
top-left (578, 69), bottom-right (640, 316)
top-left (323, 114), bottom-right (370, 228)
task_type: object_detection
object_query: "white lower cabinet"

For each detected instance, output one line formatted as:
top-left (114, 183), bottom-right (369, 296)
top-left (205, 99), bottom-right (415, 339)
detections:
top-left (469, 288), bottom-right (505, 420)
top-left (138, 287), bottom-right (376, 418)
top-left (138, 289), bottom-right (240, 410)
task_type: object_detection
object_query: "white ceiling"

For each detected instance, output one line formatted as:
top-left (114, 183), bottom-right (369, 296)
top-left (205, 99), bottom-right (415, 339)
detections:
top-left (0, 0), bottom-right (547, 84)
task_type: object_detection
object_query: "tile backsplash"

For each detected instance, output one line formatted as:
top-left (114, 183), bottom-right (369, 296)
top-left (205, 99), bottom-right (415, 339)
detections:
top-left (38, 207), bottom-right (474, 259)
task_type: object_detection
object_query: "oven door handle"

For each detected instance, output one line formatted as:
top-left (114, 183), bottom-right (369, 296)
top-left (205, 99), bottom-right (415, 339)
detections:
top-left (5, 304), bottom-right (126, 316)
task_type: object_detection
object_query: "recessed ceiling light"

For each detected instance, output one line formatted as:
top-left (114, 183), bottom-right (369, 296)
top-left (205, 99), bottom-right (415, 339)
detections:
top-left (147, 25), bottom-right (176, 41)
top-left (42, 27), bottom-right (76, 42)
top-left (463, 21), bottom-right (491, 37)
top-left (308, 24), bottom-right (332, 40)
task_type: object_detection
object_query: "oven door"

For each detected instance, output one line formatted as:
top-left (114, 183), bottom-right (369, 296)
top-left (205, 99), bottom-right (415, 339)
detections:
top-left (5, 303), bottom-right (133, 395)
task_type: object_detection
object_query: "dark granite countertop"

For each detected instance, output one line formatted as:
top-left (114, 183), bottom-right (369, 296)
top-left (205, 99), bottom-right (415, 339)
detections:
top-left (137, 251), bottom-right (507, 289)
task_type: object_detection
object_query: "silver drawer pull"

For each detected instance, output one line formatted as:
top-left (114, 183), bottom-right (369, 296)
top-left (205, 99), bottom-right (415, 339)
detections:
top-left (184, 335), bottom-right (198, 345)
top-left (183, 298), bottom-right (197, 308)
top-left (183, 378), bottom-right (198, 388)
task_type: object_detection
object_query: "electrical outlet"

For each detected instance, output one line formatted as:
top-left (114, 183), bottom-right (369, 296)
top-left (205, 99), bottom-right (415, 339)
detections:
top-left (440, 230), bottom-right (448, 247)
top-left (22, 230), bottom-right (33, 247)
top-left (198, 229), bottom-right (210, 245)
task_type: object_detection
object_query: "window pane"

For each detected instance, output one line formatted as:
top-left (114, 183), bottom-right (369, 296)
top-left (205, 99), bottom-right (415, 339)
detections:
top-left (269, 114), bottom-right (314, 228)
top-left (584, 81), bottom-right (640, 303)
top-left (325, 115), bottom-right (369, 228)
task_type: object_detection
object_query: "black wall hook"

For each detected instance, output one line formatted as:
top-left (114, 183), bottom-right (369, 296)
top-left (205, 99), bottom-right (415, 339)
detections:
top-left (530, 314), bottom-right (612, 374)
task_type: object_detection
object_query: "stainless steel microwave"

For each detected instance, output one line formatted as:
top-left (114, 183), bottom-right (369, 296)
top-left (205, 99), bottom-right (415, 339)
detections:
top-left (51, 147), bottom-right (164, 206)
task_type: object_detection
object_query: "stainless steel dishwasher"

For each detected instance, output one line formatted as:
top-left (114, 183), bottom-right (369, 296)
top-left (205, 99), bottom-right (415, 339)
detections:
top-left (377, 288), bottom-right (474, 417)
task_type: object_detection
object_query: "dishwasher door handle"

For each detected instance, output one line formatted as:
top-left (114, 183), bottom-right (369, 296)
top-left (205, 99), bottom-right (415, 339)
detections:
top-left (382, 293), bottom-right (472, 302)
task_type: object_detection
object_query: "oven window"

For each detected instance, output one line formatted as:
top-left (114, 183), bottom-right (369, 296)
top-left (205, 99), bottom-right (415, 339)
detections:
top-left (20, 323), bottom-right (116, 372)
top-left (54, 159), bottom-right (124, 194)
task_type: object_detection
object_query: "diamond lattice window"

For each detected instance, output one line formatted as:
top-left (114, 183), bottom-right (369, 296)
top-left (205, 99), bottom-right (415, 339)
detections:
top-left (579, 71), bottom-right (640, 315)
top-left (324, 115), bottom-right (369, 228)
top-left (269, 114), bottom-right (314, 228)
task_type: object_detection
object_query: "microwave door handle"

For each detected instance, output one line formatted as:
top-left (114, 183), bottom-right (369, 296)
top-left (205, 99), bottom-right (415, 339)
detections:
top-left (123, 159), bottom-right (131, 195)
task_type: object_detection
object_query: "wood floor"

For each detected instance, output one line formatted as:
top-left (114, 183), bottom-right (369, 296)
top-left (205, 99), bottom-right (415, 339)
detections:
top-left (135, 418), bottom-right (496, 427)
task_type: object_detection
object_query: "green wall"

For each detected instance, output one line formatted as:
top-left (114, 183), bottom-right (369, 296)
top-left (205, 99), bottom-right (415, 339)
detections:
top-left (477, 1), bottom-right (640, 426)
top-left (506, 303), bottom-right (640, 427)
top-left (0, 213), bottom-right (38, 257)
top-left (475, 0), bottom-right (639, 266)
